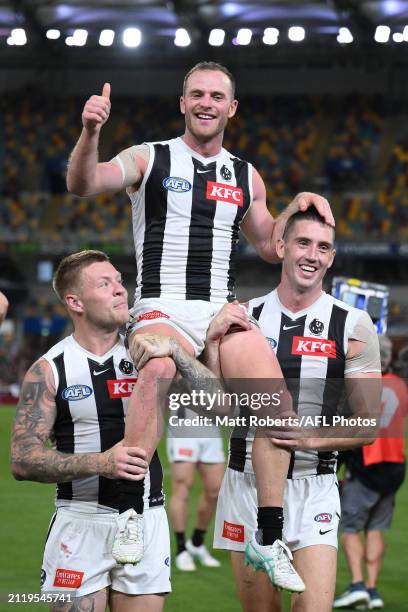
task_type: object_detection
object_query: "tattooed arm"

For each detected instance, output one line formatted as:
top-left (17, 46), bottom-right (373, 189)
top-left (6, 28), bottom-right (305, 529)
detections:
top-left (128, 334), bottom-right (226, 400)
top-left (10, 359), bottom-right (147, 483)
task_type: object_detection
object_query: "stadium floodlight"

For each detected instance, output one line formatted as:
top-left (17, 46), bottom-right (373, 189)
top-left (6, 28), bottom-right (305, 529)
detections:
top-left (236, 28), bottom-right (252, 45)
top-left (99, 29), bottom-right (115, 46)
top-left (337, 27), bottom-right (353, 44)
top-left (174, 28), bottom-right (191, 47)
top-left (123, 27), bottom-right (142, 48)
top-left (403, 25), bottom-right (408, 41)
top-left (72, 29), bottom-right (88, 46)
top-left (374, 25), bottom-right (390, 43)
top-left (65, 36), bottom-right (74, 46)
top-left (209, 29), bottom-right (225, 46)
top-left (10, 28), bottom-right (27, 46)
top-left (46, 29), bottom-right (61, 40)
top-left (6, 36), bottom-right (14, 45)
top-left (288, 26), bottom-right (305, 42)
top-left (393, 32), bottom-right (404, 43)
top-left (263, 27), bottom-right (279, 45)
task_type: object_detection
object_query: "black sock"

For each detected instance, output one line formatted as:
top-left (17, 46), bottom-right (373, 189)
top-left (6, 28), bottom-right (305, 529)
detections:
top-left (175, 531), bottom-right (186, 555)
top-left (117, 479), bottom-right (144, 514)
top-left (257, 506), bottom-right (283, 545)
top-left (192, 528), bottom-right (206, 548)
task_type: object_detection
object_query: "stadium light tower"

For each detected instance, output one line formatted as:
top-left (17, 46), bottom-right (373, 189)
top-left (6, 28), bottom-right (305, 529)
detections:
top-left (236, 28), bottom-right (252, 45)
top-left (337, 27), bottom-right (353, 44)
top-left (374, 25), bottom-right (390, 43)
top-left (263, 27), bottom-right (279, 45)
top-left (209, 29), bottom-right (225, 46)
top-left (99, 29), bottom-right (115, 46)
top-left (174, 28), bottom-right (191, 47)
top-left (46, 29), bottom-right (61, 40)
top-left (123, 27), bottom-right (142, 48)
top-left (8, 28), bottom-right (27, 45)
top-left (288, 26), bottom-right (305, 42)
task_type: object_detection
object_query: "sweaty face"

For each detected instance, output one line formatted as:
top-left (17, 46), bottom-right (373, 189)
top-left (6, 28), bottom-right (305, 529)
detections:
top-left (75, 262), bottom-right (129, 330)
top-left (180, 69), bottom-right (237, 143)
top-left (279, 220), bottom-right (335, 292)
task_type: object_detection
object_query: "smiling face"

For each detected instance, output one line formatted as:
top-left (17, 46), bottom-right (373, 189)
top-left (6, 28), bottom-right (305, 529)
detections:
top-left (66, 261), bottom-right (129, 331)
top-left (277, 219), bottom-right (336, 294)
top-left (180, 69), bottom-right (238, 146)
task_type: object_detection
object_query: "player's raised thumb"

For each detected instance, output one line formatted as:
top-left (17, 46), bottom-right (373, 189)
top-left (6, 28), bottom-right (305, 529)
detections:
top-left (102, 82), bottom-right (111, 99)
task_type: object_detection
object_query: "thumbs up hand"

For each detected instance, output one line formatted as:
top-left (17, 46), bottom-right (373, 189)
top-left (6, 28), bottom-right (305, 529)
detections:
top-left (82, 82), bottom-right (111, 133)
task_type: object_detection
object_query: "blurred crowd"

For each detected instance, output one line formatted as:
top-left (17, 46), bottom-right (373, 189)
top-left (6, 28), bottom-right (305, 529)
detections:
top-left (0, 89), bottom-right (407, 240)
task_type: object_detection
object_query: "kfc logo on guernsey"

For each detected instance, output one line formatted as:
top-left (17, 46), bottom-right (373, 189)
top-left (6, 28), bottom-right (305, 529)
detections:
top-left (222, 521), bottom-right (245, 543)
top-left (292, 336), bottom-right (336, 358)
top-left (107, 378), bottom-right (138, 399)
top-left (206, 181), bottom-right (243, 207)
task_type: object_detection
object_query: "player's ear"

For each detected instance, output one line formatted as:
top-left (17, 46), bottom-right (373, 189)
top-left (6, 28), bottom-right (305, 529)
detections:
top-left (228, 99), bottom-right (238, 118)
top-left (65, 293), bottom-right (84, 314)
top-left (276, 238), bottom-right (285, 260)
top-left (180, 96), bottom-right (186, 115)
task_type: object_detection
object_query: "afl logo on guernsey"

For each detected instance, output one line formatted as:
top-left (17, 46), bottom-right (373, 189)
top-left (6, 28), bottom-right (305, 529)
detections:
top-left (61, 385), bottom-right (93, 401)
top-left (162, 176), bottom-right (192, 193)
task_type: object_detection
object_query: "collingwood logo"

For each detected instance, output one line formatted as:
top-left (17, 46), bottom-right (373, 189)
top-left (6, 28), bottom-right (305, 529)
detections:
top-left (309, 318), bottom-right (324, 335)
top-left (220, 165), bottom-right (232, 181)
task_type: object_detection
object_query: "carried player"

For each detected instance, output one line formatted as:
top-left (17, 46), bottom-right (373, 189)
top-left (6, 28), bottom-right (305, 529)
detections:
top-left (208, 207), bottom-right (382, 612)
top-left (67, 61), bottom-right (334, 589)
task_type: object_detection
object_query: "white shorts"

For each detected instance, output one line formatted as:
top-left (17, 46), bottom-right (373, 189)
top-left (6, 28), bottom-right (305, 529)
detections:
top-left (214, 468), bottom-right (340, 553)
top-left (167, 435), bottom-right (225, 464)
top-left (128, 298), bottom-right (222, 355)
top-left (41, 507), bottom-right (171, 598)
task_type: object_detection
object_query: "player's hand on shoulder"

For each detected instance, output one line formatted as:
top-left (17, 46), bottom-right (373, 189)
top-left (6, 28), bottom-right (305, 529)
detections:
top-left (101, 442), bottom-right (148, 480)
top-left (289, 192), bottom-right (334, 227)
top-left (82, 82), bottom-right (111, 133)
top-left (206, 301), bottom-right (251, 344)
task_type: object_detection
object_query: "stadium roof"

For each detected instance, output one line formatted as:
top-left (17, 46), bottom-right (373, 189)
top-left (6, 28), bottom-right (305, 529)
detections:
top-left (1, 1), bottom-right (408, 68)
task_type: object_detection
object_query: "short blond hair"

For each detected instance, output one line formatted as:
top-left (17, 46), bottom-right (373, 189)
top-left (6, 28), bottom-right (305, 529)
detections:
top-left (53, 250), bottom-right (110, 303)
top-left (183, 61), bottom-right (236, 98)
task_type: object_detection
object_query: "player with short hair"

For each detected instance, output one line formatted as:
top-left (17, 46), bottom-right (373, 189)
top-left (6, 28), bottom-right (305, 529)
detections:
top-left (67, 61), bottom-right (333, 589)
top-left (334, 335), bottom-right (408, 610)
top-left (208, 207), bottom-right (382, 612)
top-left (11, 250), bottom-right (170, 612)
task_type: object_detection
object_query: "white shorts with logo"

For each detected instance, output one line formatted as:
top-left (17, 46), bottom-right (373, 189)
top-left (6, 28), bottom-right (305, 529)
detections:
top-left (41, 507), bottom-right (171, 598)
top-left (167, 434), bottom-right (225, 464)
top-left (214, 468), bottom-right (340, 553)
top-left (128, 298), bottom-right (222, 356)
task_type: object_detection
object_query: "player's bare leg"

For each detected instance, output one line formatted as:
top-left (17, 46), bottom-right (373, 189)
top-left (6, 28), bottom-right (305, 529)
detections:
top-left (365, 530), bottom-right (385, 589)
top-left (231, 551), bottom-right (282, 612)
top-left (51, 588), bottom-right (108, 612)
top-left (185, 462), bottom-right (224, 568)
top-left (113, 323), bottom-right (194, 564)
top-left (219, 327), bottom-right (304, 593)
top-left (291, 545), bottom-right (337, 612)
top-left (110, 591), bottom-right (165, 612)
top-left (169, 461), bottom-right (196, 570)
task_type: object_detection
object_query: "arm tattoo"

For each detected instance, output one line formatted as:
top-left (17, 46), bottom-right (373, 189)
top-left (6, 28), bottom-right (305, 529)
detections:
top-left (11, 359), bottom-right (103, 483)
top-left (169, 339), bottom-right (225, 397)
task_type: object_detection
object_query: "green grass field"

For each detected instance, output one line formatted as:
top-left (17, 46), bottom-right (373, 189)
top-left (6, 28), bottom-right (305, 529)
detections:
top-left (1, 405), bottom-right (407, 611)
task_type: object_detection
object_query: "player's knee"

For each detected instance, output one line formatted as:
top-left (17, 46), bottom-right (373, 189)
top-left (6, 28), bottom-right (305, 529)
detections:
top-left (174, 479), bottom-right (192, 501)
top-left (205, 485), bottom-right (221, 501)
top-left (141, 356), bottom-right (176, 380)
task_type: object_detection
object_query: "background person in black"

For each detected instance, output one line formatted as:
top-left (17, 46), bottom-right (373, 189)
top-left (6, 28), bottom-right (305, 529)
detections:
top-left (334, 335), bottom-right (408, 610)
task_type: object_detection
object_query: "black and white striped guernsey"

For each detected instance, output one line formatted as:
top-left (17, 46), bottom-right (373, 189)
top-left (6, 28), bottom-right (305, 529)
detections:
top-left (129, 137), bottom-right (253, 303)
top-left (42, 335), bottom-right (164, 513)
top-left (228, 290), bottom-right (368, 479)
